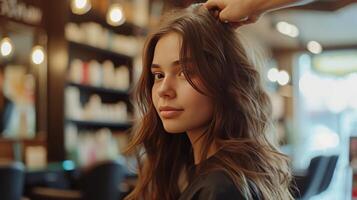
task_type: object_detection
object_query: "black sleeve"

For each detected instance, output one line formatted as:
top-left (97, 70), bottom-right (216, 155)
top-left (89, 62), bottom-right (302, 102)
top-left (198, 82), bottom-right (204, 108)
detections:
top-left (195, 183), bottom-right (246, 200)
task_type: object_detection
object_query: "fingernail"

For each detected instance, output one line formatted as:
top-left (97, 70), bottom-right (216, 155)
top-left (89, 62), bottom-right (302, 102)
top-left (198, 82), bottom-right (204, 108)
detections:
top-left (239, 16), bottom-right (249, 22)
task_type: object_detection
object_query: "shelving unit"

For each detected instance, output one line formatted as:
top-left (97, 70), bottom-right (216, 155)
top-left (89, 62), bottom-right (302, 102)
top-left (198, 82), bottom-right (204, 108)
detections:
top-left (66, 119), bottom-right (132, 130)
top-left (67, 82), bottom-right (130, 96)
top-left (65, 37), bottom-right (134, 118)
top-left (43, 0), bottom-right (152, 164)
top-left (68, 41), bottom-right (132, 61)
top-left (62, 3), bottom-right (145, 167)
top-left (68, 10), bottom-right (147, 36)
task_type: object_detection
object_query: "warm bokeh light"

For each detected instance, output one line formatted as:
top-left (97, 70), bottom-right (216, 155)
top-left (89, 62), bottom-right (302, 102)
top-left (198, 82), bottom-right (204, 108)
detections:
top-left (277, 70), bottom-right (290, 86)
top-left (267, 67), bottom-right (279, 82)
top-left (107, 4), bottom-right (125, 26)
top-left (0, 37), bottom-right (13, 57)
top-left (71, 0), bottom-right (91, 15)
top-left (267, 68), bottom-right (290, 85)
top-left (307, 41), bottom-right (323, 54)
top-left (31, 45), bottom-right (45, 65)
top-left (276, 21), bottom-right (299, 38)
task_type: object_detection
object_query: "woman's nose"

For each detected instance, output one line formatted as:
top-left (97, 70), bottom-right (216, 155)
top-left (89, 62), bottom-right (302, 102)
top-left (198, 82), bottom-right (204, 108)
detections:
top-left (157, 76), bottom-right (176, 99)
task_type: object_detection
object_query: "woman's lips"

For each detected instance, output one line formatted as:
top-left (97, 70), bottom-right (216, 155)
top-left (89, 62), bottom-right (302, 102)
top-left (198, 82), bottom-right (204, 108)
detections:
top-left (159, 106), bottom-right (184, 119)
top-left (160, 110), bottom-right (183, 118)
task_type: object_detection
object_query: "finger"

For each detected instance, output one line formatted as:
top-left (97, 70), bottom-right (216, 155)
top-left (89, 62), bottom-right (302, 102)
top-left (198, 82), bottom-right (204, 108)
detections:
top-left (203, 0), bottom-right (225, 10)
top-left (241, 15), bottom-right (259, 24)
top-left (228, 17), bottom-right (256, 29)
top-left (239, 16), bottom-right (249, 22)
top-left (210, 9), bottom-right (220, 19)
top-left (234, 14), bottom-right (261, 27)
top-left (218, 8), bottom-right (244, 23)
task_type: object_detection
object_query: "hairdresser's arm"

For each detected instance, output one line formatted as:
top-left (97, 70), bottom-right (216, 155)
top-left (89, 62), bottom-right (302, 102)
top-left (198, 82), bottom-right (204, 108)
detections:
top-left (204, 0), bottom-right (315, 26)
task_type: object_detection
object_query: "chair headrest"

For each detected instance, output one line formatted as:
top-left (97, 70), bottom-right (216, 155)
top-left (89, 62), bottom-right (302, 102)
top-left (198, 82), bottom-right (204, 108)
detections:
top-left (0, 161), bottom-right (25, 171)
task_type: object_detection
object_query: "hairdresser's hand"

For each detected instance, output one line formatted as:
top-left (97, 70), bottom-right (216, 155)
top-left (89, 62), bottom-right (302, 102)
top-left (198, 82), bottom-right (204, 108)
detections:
top-left (203, 0), bottom-right (312, 28)
top-left (204, 0), bottom-right (264, 27)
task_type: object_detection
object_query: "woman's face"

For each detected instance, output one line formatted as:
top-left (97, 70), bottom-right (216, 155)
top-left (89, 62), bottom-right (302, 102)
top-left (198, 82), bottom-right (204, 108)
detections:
top-left (151, 32), bottom-right (214, 134)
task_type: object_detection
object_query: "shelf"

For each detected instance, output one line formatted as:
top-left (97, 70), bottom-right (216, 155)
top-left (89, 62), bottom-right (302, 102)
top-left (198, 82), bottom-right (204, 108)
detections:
top-left (69, 10), bottom-right (147, 36)
top-left (66, 119), bottom-right (132, 130)
top-left (68, 41), bottom-right (132, 60)
top-left (0, 136), bottom-right (46, 143)
top-left (67, 82), bottom-right (130, 96)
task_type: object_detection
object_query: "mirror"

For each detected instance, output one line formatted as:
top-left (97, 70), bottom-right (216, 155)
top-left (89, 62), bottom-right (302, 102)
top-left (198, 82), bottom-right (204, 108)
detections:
top-left (0, 20), bottom-right (47, 139)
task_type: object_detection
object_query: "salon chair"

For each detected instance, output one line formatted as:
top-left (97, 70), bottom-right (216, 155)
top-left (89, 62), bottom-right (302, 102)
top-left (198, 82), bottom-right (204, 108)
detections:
top-left (292, 155), bottom-right (339, 200)
top-left (31, 160), bottom-right (125, 200)
top-left (0, 161), bottom-right (25, 200)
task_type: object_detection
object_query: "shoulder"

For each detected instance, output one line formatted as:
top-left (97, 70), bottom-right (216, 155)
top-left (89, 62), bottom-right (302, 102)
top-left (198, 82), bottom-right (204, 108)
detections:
top-left (179, 168), bottom-right (262, 200)
top-left (199, 170), bottom-right (235, 188)
top-left (194, 170), bottom-right (246, 199)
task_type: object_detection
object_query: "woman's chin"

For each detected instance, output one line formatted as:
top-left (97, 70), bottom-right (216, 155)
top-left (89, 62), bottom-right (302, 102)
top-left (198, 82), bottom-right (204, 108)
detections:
top-left (163, 125), bottom-right (185, 134)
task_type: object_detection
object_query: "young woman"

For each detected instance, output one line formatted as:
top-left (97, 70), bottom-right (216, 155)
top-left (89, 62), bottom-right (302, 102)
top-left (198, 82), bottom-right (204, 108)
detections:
top-left (124, 3), bottom-right (293, 200)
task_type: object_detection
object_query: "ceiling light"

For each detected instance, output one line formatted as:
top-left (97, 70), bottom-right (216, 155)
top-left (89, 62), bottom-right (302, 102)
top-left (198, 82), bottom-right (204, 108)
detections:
top-left (288, 25), bottom-right (299, 37)
top-left (107, 3), bottom-right (125, 26)
top-left (307, 41), bottom-right (322, 54)
top-left (267, 68), bottom-right (279, 82)
top-left (276, 21), bottom-right (299, 38)
top-left (277, 70), bottom-right (290, 86)
top-left (276, 21), bottom-right (289, 34)
top-left (31, 46), bottom-right (45, 65)
top-left (0, 37), bottom-right (13, 57)
top-left (71, 0), bottom-right (91, 15)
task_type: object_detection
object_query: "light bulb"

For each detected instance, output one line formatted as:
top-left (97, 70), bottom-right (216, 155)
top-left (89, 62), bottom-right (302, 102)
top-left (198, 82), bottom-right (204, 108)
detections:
top-left (71, 0), bottom-right (91, 15)
top-left (267, 68), bottom-right (279, 82)
top-left (276, 21), bottom-right (299, 38)
top-left (0, 37), bottom-right (13, 57)
top-left (107, 4), bottom-right (125, 26)
top-left (277, 70), bottom-right (290, 86)
top-left (307, 41), bottom-right (322, 54)
top-left (31, 46), bottom-right (45, 65)
top-left (276, 22), bottom-right (289, 34)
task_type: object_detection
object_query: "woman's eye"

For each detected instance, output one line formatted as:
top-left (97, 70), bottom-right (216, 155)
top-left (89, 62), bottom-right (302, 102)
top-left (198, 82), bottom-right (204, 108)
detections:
top-left (152, 72), bottom-right (164, 80)
top-left (179, 70), bottom-right (193, 78)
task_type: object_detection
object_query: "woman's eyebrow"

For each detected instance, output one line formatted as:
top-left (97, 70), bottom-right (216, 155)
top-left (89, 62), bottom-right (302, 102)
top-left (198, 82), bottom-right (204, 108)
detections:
top-left (151, 60), bottom-right (181, 69)
top-left (150, 63), bottom-right (161, 69)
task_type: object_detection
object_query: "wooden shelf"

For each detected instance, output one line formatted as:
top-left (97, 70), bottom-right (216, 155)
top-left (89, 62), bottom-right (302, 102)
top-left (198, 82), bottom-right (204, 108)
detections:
top-left (66, 119), bottom-right (132, 130)
top-left (60, 2), bottom-right (137, 164)
top-left (0, 136), bottom-right (46, 143)
top-left (67, 82), bottom-right (130, 96)
top-left (68, 41), bottom-right (132, 60)
top-left (69, 10), bottom-right (147, 36)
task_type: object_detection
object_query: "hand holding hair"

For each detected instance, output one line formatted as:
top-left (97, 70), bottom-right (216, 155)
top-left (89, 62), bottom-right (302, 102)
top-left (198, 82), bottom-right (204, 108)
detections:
top-left (203, 0), bottom-right (315, 28)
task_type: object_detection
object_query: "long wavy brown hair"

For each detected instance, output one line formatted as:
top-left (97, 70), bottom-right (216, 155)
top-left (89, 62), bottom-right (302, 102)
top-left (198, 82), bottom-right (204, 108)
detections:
top-left (124, 3), bottom-right (293, 200)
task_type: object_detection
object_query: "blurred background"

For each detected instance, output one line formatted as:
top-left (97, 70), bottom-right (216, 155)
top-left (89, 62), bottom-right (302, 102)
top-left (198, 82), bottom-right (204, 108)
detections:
top-left (0, 0), bottom-right (356, 200)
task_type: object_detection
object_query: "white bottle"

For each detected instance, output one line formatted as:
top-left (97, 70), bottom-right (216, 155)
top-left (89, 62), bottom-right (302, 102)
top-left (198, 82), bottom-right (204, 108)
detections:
top-left (102, 60), bottom-right (115, 88)
top-left (115, 65), bottom-right (130, 90)
top-left (69, 59), bottom-right (83, 84)
top-left (88, 60), bottom-right (102, 87)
